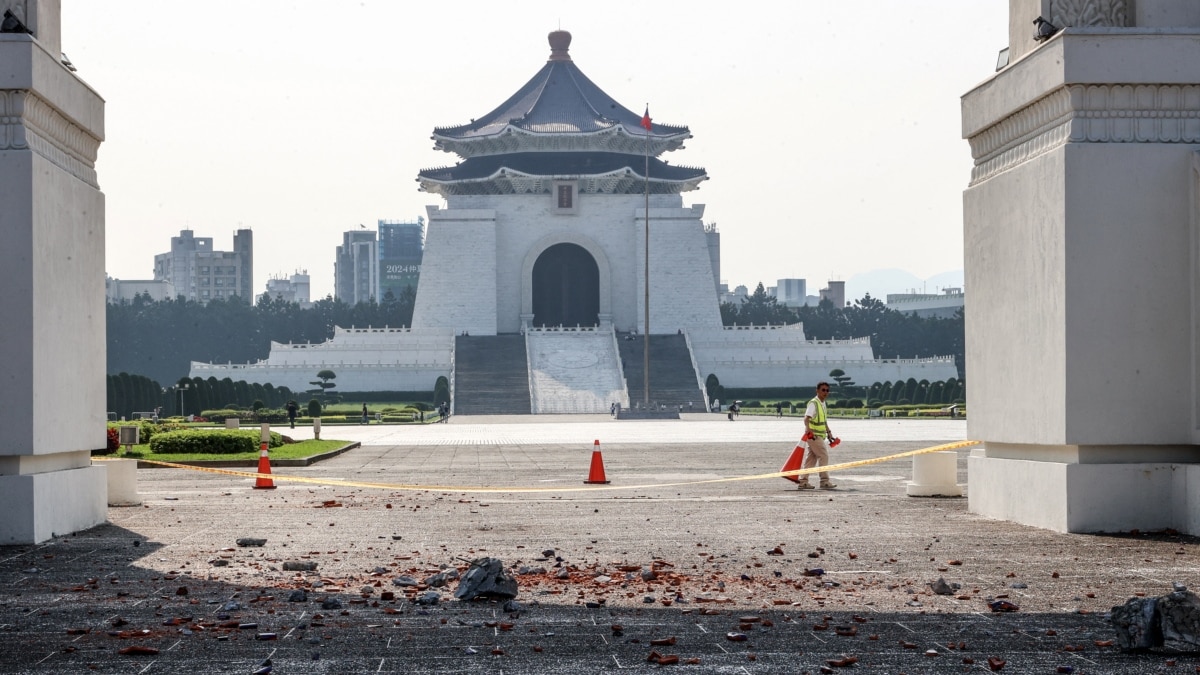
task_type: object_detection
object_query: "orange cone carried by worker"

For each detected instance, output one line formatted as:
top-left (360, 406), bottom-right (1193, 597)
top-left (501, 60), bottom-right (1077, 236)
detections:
top-left (254, 425), bottom-right (276, 489)
top-left (780, 442), bottom-right (806, 484)
top-left (584, 439), bottom-right (610, 484)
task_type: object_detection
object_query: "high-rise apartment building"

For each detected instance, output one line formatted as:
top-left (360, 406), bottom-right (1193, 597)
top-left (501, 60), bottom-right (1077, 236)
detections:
top-left (775, 278), bottom-right (807, 306)
top-left (334, 229), bottom-right (377, 305)
top-left (153, 229), bottom-right (253, 303)
top-left (377, 218), bottom-right (424, 300)
top-left (820, 280), bottom-right (846, 308)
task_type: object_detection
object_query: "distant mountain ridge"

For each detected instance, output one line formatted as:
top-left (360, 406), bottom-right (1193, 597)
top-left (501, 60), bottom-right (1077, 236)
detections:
top-left (845, 269), bottom-right (964, 304)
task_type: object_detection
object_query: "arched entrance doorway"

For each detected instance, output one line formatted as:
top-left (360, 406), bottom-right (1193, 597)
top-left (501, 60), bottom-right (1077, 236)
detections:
top-left (531, 243), bottom-right (599, 327)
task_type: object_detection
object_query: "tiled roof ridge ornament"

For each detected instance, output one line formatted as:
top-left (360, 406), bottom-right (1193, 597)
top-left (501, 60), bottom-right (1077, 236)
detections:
top-left (548, 29), bottom-right (571, 62)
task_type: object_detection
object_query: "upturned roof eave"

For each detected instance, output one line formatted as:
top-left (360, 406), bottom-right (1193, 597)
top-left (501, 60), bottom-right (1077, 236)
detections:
top-left (431, 122), bottom-right (691, 148)
top-left (417, 169), bottom-right (708, 184)
top-left (416, 170), bottom-right (708, 195)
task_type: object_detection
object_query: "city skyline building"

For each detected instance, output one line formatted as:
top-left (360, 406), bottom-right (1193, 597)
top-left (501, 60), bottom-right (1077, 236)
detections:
top-left (152, 229), bottom-right (253, 304)
top-left (105, 276), bottom-right (175, 303)
top-left (886, 287), bottom-right (964, 318)
top-left (775, 278), bottom-right (807, 306)
top-left (820, 280), bottom-right (846, 309)
top-left (260, 270), bottom-right (311, 307)
top-left (377, 218), bottom-right (424, 301)
top-left (334, 229), bottom-right (377, 305)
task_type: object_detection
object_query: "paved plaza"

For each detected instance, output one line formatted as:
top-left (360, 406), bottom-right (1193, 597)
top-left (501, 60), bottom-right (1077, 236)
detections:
top-left (1, 416), bottom-right (1196, 673)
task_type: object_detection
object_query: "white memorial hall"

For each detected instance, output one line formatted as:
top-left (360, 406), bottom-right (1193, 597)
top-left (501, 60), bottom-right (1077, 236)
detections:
top-left (189, 30), bottom-right (956, 414)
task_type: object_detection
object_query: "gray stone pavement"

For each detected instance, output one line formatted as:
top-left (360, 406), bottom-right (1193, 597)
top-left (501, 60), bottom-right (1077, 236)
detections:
top-left (1, 416), bottom-right (1197, 673)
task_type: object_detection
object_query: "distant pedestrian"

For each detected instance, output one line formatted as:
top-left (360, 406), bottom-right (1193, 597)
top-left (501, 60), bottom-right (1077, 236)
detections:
top-left (775, 402), bottom-right (783, 418)
top-left (286, 401), bottom-right (298, 429)
top-left (611, 402), bottom-right (618, 417)
top-left (361, 403), bottom-right (369, 425)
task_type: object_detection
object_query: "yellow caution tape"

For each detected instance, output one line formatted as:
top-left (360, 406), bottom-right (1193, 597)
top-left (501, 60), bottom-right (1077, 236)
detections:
top-left (94, 440), bottom-right (980, 494)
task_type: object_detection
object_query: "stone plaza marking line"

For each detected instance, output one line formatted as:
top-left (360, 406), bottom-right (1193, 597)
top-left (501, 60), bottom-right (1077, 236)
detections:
top-left (95, 440), bottom-right (979, 493)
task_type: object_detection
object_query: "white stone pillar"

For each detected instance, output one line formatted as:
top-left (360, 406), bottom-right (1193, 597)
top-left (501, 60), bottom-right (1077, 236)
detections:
top-left (104, 459), bottom-right (142, 507)
top-left (906, 452), bottom-right (963, 498)
top-left (963, 0), bottom-right (1200, 533)
top-left (0, 0), bottom-right (108, 543)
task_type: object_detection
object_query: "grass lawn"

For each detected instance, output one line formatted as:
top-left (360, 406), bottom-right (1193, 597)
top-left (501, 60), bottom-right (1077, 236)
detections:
top-left (110, 438), bottom-right (351, 463)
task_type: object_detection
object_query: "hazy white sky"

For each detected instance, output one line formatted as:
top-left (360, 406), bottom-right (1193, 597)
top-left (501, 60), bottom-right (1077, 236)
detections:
top-left (60, 1), bottom-right (1008, 301)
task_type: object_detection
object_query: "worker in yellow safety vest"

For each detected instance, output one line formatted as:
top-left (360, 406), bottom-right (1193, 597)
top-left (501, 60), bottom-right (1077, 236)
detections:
top-left (796, 381), bottom-right (837, 490)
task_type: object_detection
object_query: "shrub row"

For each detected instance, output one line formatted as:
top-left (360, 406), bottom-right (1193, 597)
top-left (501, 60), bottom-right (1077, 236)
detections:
top-left (100, 420), bottom-right (192, 453)
top-left (201, 408), bottom-right (294, 424)
top-left (150, 429), bottom-right (284, 455)
top-left (322, 412), bottom-right (426, 423)
top-left (203, 405), bottom-right (433, 422)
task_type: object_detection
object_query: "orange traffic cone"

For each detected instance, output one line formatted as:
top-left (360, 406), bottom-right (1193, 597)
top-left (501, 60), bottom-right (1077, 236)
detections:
top-left (253, 441), bottom-right (276, 490)
top-left (780, 443), bottom-right (806, 484)
top-left (584, 439), bottom-right (610, 484)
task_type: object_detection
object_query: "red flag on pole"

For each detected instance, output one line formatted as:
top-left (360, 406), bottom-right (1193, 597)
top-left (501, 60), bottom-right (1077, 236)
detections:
top-left (641, 106), bottom-right (652, 131)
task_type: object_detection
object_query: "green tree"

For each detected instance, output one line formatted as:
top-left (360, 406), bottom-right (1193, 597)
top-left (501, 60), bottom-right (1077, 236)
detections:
top-left (433, 376), bottom-right (450, 406)
top-left (718, 301), bottom-right (740, 326)
top-left (930, 381), bottom-right (946, 405)
top-left (729, 283), bottom-right (797, 326)
top-left (793, 297), bottom-right (850, 339)
top-left (310, 369), bottom-right (338, 401)
top-left (828, 368), bottom-right (853, 390)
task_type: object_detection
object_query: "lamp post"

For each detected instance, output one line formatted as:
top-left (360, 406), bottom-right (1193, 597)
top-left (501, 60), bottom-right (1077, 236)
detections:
top-left (176, 383), bottom-right (190, 417)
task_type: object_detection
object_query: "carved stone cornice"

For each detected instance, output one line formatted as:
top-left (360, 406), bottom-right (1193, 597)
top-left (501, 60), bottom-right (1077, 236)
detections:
top-left (1050, 0), bottom-right (1129, 28)
top-left (0, 89), bottom-right (100, 187)
top-left (968, 84), bottom-right (1200, 185)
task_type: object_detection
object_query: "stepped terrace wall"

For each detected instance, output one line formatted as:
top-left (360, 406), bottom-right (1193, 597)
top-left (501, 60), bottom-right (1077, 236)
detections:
top-left (689, 325), bottom-right (958, 388)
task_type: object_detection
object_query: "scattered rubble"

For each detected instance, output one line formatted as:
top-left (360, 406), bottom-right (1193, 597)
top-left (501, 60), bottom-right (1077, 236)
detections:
top-left (930, 577), bottom-right (955, 595)
top-left (454, 557), bottom-right (518, 601)
top-left (1112, 589), bottom-right (1200, 652)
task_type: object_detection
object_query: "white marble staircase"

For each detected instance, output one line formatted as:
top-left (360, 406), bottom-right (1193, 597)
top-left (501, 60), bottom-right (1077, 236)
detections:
top-left (526, 327), bottom-right (629, 414)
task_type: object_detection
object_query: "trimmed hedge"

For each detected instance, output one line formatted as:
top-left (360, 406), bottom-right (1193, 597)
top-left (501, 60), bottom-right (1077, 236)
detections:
top-left (200, 408), bottom-right (243, 422)
top-left (201, 408), bottom-right (292, 424)
top-left (150, 429), bottom-right (284, 455)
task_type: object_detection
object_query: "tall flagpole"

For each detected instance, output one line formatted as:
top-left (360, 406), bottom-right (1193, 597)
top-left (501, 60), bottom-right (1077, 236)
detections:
top-left (642, 105), bottom-right (651, 408)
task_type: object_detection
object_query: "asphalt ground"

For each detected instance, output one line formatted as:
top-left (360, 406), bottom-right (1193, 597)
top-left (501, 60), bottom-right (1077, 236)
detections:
top-left (1, 416), bottom-right (1197, 673)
